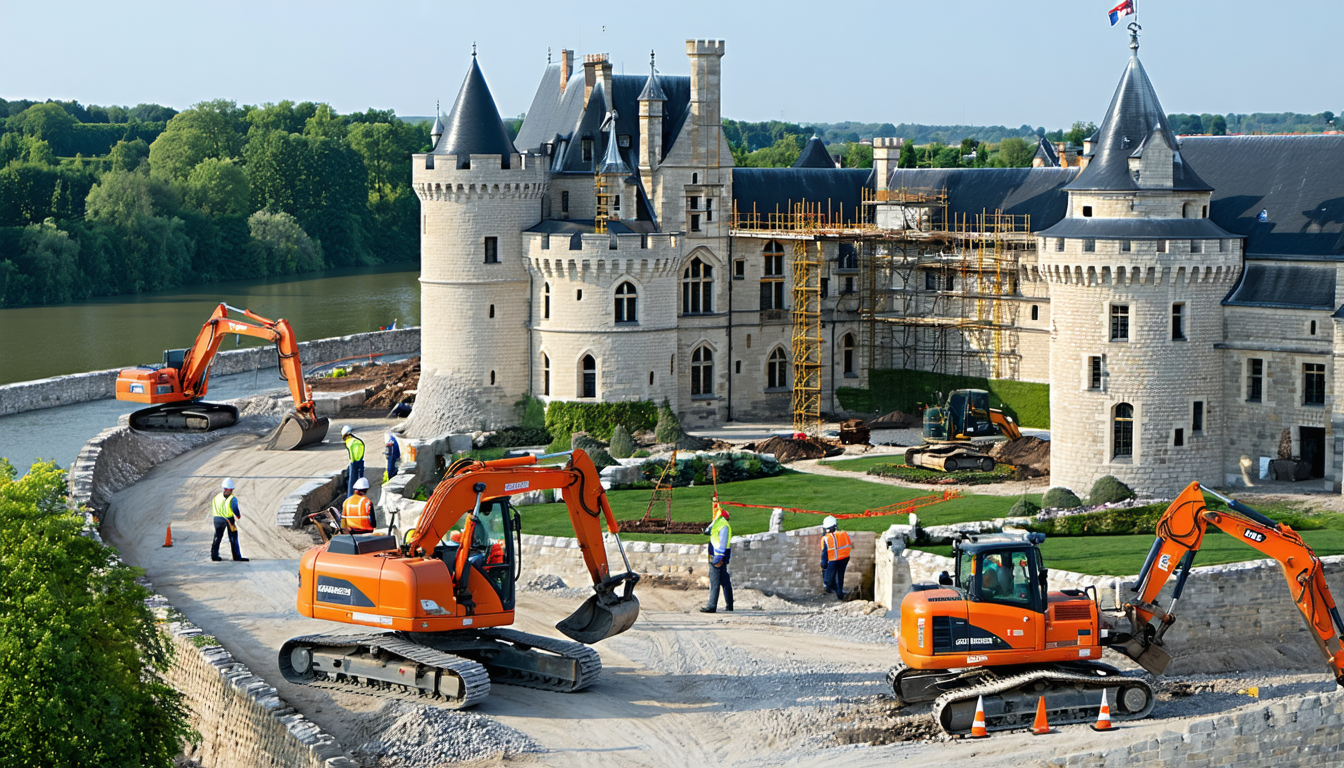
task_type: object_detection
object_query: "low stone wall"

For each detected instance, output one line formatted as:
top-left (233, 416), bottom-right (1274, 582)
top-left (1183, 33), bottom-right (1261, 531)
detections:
top-left (518, 527), bottom-right (876, 600)
top-left (1040, 690), bottom-right (1344, 768)
top-left (154, 597), bottom-right (353, 768)
top-left (276, 469), bottom-right (348, 528)
top-left (0, 327), bottom-right (418, 416)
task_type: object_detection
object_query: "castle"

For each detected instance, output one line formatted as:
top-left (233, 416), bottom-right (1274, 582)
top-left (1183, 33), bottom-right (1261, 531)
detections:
top-left (404, 35), bottom-right (1344, 499)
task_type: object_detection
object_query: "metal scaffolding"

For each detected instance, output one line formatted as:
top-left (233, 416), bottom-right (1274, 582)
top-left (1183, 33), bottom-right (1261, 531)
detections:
top-left (790, 239), bottom-right (823, 435)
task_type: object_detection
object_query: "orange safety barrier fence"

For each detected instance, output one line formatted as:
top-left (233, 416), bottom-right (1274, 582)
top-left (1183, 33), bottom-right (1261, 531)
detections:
top-left (717, 489), bottom-right (961, 520)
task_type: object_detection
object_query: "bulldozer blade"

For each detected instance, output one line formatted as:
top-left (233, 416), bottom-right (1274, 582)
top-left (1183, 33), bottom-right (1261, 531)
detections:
top-left (556, 593), bottom-right (640, 644)
top-left (265, 413), bottom-right (330, 451)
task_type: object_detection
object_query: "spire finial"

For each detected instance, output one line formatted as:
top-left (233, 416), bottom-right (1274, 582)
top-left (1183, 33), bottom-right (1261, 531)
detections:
top-left (472, 42), bottom-right (477, 58)
top-left (650, 49), bottom-right (656, 72)
top-left (1127, 22), bottom-right (1141, 56)
top-left (548, 47), bottom-right (552, 64)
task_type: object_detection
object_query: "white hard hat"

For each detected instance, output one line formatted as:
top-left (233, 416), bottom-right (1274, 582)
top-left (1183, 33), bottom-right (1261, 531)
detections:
top-left (341, 425), bottom-right (353, 437)
top-left (222, 478), bottom-right (235, 490)
top-left (823, 515), bottom-right (837, 529)
top-left (354, 477), bottom-right (370, 490)
top-left (386, 432), bottom-right (395, 442)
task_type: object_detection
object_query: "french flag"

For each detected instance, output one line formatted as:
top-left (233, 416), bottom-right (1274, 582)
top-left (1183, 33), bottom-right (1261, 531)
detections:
top-left (1109, 0), bottom-right (1135, 25)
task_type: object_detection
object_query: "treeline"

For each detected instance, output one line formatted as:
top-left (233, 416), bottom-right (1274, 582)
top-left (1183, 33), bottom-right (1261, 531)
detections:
top-left (727, 132), bottom-right (1037, 170)
top-left (0, 98), bottom-right (429, 307)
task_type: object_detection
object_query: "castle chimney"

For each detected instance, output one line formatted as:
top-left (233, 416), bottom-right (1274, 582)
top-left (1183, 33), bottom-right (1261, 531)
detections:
top-left (685, 40), bottom-right (726, 173)
top-left (871, 137), bottom-right (903, 191)
top-left (582, 53), bottom-right (607, 108)
top-left (559, 49), bottom-right (572, 94)
top-left (597, 60), bottom-right (614, 108)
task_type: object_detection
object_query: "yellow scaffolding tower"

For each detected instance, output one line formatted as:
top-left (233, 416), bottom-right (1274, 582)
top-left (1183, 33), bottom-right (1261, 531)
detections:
top-left (791, 239), bottom-right (823, 435)
top-left (594, 173), bottom-right (609, 234)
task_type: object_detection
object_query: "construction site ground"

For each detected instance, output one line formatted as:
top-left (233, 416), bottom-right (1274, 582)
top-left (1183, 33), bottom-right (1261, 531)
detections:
top-left (95, 425), bottom-right (1342, 767)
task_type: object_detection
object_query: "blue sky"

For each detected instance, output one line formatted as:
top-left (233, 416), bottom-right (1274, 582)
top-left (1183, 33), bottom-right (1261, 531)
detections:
top-left (2, 0), bottom-right (1340, 129)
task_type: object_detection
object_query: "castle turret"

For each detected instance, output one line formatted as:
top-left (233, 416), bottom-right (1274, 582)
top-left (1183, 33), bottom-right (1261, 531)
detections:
top-left (406, 54), bottom-right (547, 436)
top-left (1038, 29), bottom-right (1241, 496)
top-left (637, 51), bottom-right (666, 196)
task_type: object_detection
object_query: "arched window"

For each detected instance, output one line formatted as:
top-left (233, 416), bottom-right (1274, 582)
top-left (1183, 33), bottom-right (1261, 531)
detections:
top-left (762, 241), bottom-right (785, 310)
top-left (543, 282), bottom-right (551, 319)
top-left (1113, 403), bottom-right (1134, 459)
top-left (542, 353), bottom-right (551, 396)
top-left (614, 281), bottom-right (637, 323)
top-left (682, 257), bottom-right (713, 315)
top-left (767, 347), bottom-right (788, 389)
top-left (580, 355), bottom-right (597, 399)
top-left (690, 346), bottom-right (713, 396)
top-left (841, 333), bottom-right (856, 376)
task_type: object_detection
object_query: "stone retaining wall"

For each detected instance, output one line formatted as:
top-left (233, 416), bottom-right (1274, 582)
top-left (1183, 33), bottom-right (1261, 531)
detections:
top-left (1039, 690), bottom-right (1344, 768)
top-left (276, 469), bottom-right (348, 528)
top-left (0, 327), bottom-right (418, 416)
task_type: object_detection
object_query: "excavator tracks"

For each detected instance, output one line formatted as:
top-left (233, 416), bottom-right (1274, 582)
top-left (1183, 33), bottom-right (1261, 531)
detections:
top-left (928, 663), bottom-right (1154, 735)
top-left (278, 628), bottom-right (602, 708)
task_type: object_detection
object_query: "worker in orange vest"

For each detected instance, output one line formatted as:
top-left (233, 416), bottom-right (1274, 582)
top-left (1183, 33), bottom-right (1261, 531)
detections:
top-left (342, 477), bottom-right (374, 534)
top-left (820, 516), bottom-right (853, 600)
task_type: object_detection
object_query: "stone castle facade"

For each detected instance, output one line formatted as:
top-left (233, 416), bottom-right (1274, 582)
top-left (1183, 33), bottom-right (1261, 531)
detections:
top-left (406, 36), bottom-right (1344, 498)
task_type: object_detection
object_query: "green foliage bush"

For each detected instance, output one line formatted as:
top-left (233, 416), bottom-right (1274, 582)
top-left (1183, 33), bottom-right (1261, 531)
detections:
top-left (480, 427), bottom-right (553, 449)
top-left (636, 452), bottom-right (781, 488)
top-left (655, 400), bottom-right (682, 443)
top-left (545, 400), bottom-right (657, 442)
top-left (1088, 475), bottom-right (1136, 506)
top-left (514, 395), bottom-right (547, 429)
top-left (1028, 504), bottom-right (1166, 537)
top-left (842, 369), bottom-right (1049, 428)
top-left (1042, 487), bottom-right (1082, 509)
top-left (867, 462), bottom-right (1015, 485)
top-left (571, 434), bottom-right (617, 470)
top-left (609, 425), bottom-right (635, 459)
top-left (631, 449), bottom-right (651, 458)
top-left (547, 430), bottom-right (571, 453)
top-left (1009, 498), bottom-right (1041, 518)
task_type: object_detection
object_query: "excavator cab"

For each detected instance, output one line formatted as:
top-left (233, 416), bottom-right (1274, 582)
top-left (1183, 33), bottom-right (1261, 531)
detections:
top-left (438, 499), bottom-right (519, 611)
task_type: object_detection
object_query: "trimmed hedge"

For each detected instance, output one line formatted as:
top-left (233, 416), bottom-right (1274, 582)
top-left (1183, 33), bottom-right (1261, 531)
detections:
top-left (1088, 475), bottom-right (1136, 506)
top-left (479, 427), bottom-right (552, 449)
top-left (840, 369), bottom-right (1050, 428)
top-left (1009, 498), bottom-right (1040, 517)
top-left (609, 425), bottom-right (635, 458)
top-left (637, 452), bottom-right (781, 488)
top-left (1029, 504), bottom-right (1166, 537)
top-left (867, 462), bottom-right (1016, 485)
top-left (545, 400), bottom-right (658, 442)
top-left (1042, 487), bottom-right (1083, 509)
top-left (655, 400), bottom-right (681, 443)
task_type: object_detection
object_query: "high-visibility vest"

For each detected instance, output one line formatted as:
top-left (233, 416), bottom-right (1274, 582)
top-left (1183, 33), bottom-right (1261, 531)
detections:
top-left (211, 493), bottom-right (237, 519)
top-left (486, 542), bottom-right (505, 565)
top-left (342, 494), bottom-right (373, 532)
top-left (708, 516), bottom-right (732, 559)
top-left (345, 435), bottom-right (365, 462)
top-left (823, 530), bottom-right (853, 561)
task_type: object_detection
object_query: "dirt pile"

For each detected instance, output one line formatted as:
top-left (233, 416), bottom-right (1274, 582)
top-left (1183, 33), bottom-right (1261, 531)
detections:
top-left (308, 357), bottom-right (419, 413)
top-left (747, 436), bottom-right (844, 463)
top-left (989, 436), bottom-right (1050, 477)
top-left (867, 410), bottom-right (921, 429)
top-left (352, 705), bottom-right (542, 766)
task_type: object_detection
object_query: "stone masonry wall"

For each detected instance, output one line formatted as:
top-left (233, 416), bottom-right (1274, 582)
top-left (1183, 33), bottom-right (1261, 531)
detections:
top-left (0, 327), bottom-right (418, 417)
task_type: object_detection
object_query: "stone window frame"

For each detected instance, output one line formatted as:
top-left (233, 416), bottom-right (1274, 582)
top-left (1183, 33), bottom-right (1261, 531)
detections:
top-left (765, 346), bottom-right (789, 391)
top-left (483, 236), bottom-right (499, 264)
top-left (841, 333), bottom-right (857, 378)
top-left (1085, 354), bottom-right (1105, 392)
top-left (1109, 303), bottom-right (1130, 342)
top-left (1170, 302), bottom-right (1187, 341)
top-left (1111, 402), bottom-right (1136, 463)
top-left (762, 240), bottom-right (787, 312)
top-left (1302, 361), bottom-right (1327, 407)
top-left (543, 282), bottom-right (551, 320)
top-left (1245, 357), bottom-right (1264, 403)
top-left (680, 252), bottom-right (716, 316)
top-left (1031, 305), bottom-right (1040, 321)
top-left (1191, 399), bottom-right (1205, 435)
top-left (613, 280), bottom-right (639, 325)
top-left (540, 352), bottom-right (551, 396)
top-left (690, 343), bottom-right (716, 399)
top-left (578, 353), bottom-right (598, 399)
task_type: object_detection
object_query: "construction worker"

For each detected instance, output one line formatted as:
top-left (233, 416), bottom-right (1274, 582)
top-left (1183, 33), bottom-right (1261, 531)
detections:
top-left (210, 478), bottom-right (249, 562)
top-left (820, 516), bottom-right (853, 600)
top-left (700, 500), bottom-right (733, 613)
top-left (342, 425), bottom-right (365, 497)
top-left (342, 477), bottom-right (374, 534)
top-left (384, 432), bottom-right (401, 481)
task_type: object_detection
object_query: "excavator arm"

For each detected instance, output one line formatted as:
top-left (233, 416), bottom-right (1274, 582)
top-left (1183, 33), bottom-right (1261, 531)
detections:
top-left (988, 409), bottom-right (1021, 441)
top-left (1117, 481), bottom-right (1344, 685)
top-left (408, 449), bottom-right (640, 643)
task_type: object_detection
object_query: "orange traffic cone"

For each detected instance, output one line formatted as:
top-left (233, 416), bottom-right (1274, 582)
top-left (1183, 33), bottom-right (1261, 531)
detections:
top-left (1090, 689), bottom-right (1114, 731)
top-left (163, 524), bottom-right (174, 548)
top-left (1031, 695), bottom-right (1052, 735)
top-left (968, 695), bottom-right (989, 738)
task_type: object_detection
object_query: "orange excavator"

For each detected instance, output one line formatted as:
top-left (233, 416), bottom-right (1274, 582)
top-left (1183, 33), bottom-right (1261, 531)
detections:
top-left (279, 450), bottom-right (640, 707)
top-left (114, 303), bottom-right (329, 450)
top-left (890, 481), bottom-right (1344, 734)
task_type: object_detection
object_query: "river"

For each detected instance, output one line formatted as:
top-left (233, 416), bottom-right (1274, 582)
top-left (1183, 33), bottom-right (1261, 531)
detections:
top-left (0, 264), bottom-right (421, 475)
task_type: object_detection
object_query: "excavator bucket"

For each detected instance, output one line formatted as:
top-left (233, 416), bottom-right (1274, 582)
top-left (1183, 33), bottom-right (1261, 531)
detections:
top-left (556, 575), bottom-right (641, 644)
top-left (264, 412), bottom-right (330, 451)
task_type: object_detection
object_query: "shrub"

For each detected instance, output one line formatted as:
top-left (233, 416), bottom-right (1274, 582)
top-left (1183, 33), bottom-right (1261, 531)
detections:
top-left (655, 399), bottom-right (682, 443)
top-left (1041, 487), bottom-right (1082, 509)
top-left (547, 431), bottom-right (571, 453)
top-left (1088, 475), bottom-right (1136, 506)
top-left (1029, 504), bottom-right (1166, 537)
top-left (609, 425), bottom-right (635, 459)
top-left (631, 449), bottom-right (651, 458)
top-left (867, 462), bottom-right (1015, 485)
top-left (545, 400), bottom-right (658, 441)
top-left (571, 433), bottom-right (617, 469)
top-left (1009, 498), bottom-right (1040, 518)
top-left (514, 395), bottom-right (547, 429)
top-left (480, 426), bottom-right (552, 448)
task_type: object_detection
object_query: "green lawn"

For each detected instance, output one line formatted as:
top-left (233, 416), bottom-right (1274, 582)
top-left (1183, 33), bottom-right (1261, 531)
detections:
top-left (516, 469), bottom-right (1039, 542)
top-left (817, 455), bottom-right (903, 473)
top-left (914, 529), bottom-right (1344, 576)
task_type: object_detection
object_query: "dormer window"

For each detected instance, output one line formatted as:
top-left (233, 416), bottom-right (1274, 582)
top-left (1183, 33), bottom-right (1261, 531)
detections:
top-left (1121, 136), bottom-right (1130, 149)
top-left (1082, 205), bottom-right (1093, 218)
top-left (618, 134), bottom-right (631, 148)
top-left (582, 139), bottom-right (593, 162)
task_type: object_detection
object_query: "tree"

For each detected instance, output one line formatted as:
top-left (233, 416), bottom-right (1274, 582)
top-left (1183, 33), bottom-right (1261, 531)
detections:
top-left (897, 140), bottom-right (917, 168)
top-left (742, 135), bottom-right (802, 167)
top-left (303, 104), bottom-right (346, 140)
top-left (0, 460), bottom-right (194, 767)
top-left (8, 103), bottom-right (77, 150)
top-left (841, 142), bottom-right (872, 168)
top-left (86, 169), bottom-right (180, 226)
top-left (185, 158), bottom-right (249, 215)
top-left (347, 121), bottom-right (422, 202)
top-left (15, 221), bottom-right (80, 304)
top-left (608, 424), bottom-right (635, 459)
top-left (996, 137), bottom-right (1034, 167)
top-left (1209, 115), bottom-right (1228, 136)
top-left (148, 100), bottom-right (245, 180)
top-left (245, 210), bottom-right (324, 276)
top-left (1063, 121), bottom-right (1096, 146)
top-left (146, 127), bottom-right (212, 182)
top-left (108, 139), bottom-right (150, 172)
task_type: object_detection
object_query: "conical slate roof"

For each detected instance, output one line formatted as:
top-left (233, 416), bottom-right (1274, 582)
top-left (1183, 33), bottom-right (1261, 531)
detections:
top-left (1068, 35), bottom-right (1210, 191)
top-left (430, 113), bottom-right (445, 139)
top-left (433, 56), bottom-right (517, 169)
top-left (638, 54), bottom-right (667, 102)
top-left (793, 136), bottom-right (835, 168)
top-left (597, 112), bottom-right (631, 176)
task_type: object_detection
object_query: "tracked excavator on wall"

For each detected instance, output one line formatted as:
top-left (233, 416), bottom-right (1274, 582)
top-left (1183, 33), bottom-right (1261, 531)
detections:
top-left (890, 482), bottom-right (1344, 735)
top-left (115, 303), bottom-right (329, 450)
top-left (904, 389), bottom-right (1022, 472)
top-left (279, 450), bottom-right (641, 707)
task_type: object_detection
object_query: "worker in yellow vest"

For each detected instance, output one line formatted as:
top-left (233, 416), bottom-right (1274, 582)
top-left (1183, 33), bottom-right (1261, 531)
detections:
top-left (700, 500), bottom-right (733, 613)
top-left (342, 477), bottom-right (374, 534)
top-left (820, 516), bottom-right (853, 600)
top-left (210, 478), bottom-right (249, 562)
top-left (342, 425), bottom-right (365, 497)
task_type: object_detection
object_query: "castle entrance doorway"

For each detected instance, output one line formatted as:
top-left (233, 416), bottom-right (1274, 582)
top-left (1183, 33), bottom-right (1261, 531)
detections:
top-left (1300, 426), bottom-right (1326, 479)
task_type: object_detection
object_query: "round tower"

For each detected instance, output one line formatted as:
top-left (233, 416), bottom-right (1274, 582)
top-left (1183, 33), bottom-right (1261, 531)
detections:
top-left (406, 54), bottom-right (547, 436)
top-left (1039, 29), bottom-right (1242, 497)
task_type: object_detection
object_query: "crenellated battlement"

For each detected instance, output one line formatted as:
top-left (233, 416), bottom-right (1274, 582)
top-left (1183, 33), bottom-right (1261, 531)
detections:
top-left (412, 152), bottom-right (547, 203)
top-left (523, 231), bottom-right (682, 262)
top-left (1037, 262), bottom-right (1241, 287)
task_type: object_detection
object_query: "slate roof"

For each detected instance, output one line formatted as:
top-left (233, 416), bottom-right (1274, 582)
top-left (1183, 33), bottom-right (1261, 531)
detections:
top-left (887, 167), bottom-right (1079, 228)
top-left (793, 137), bottom-right (836, 168)
top-left (1067, 38), bottom-right (1210, 192)
top-left (1037, 217), bottom-right (1234, 240)
top-left (514, 64), bottom-right (691, 171)
top-left (1032, 137), bottom-right (1060, 167)
top-left (1224, 264), bottom-right (1337, 310)
top-left (732, 168), bottom-right (875, 225)
top-left (432, 57), bottom-right (517, 169)
top-left (1182, 135), bottom-right (1344, 260)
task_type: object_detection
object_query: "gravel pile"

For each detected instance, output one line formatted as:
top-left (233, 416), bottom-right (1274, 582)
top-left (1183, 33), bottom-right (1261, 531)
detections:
top-left (763, 601), bottom-right (897, 646)
top-left (353, 706), bottom-right (542, 766)
top-left (519, 573), bottom-right (589, 599)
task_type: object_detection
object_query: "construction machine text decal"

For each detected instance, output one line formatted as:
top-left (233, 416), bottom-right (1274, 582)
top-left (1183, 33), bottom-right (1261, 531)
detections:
top-left (316, 576), bottom-right (376, 608)
top-left (1157, 554), bottom-right (1172, 572)
top-left (1244, 530), bottom-right (1266, 543)
top-left (504, 481), bottom-right (530, 492)
top-left (932, 616), bottom-right (1012, 654)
